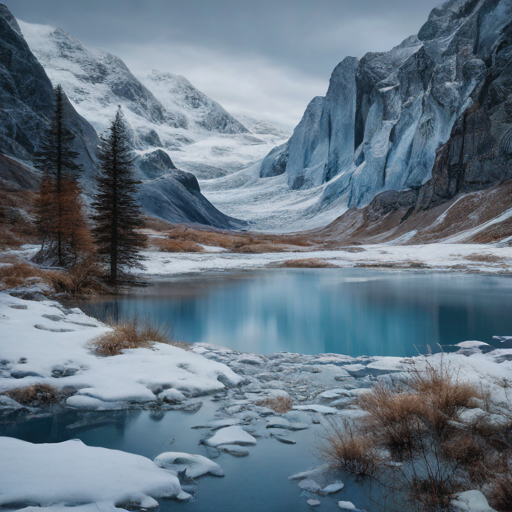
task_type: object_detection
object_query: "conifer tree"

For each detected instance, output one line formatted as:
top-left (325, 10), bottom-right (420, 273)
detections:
top-left (34, 85), bottom-right (91, 266)
top-left (92, 108), bottom-right (147, 285)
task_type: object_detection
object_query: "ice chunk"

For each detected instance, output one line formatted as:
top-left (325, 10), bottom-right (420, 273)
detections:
top-left (338, 501), bottom-right (356, 510)
top-left (293, 404), bottom-right (337, 414)
top-left (298, 479), bottom-right (322, 493)
top-left (205, 425), bottom-right (257, 447)
top-left (322, 482), bottom-right (345, 495)
top-left (154, 452), bottom-right (224, 478)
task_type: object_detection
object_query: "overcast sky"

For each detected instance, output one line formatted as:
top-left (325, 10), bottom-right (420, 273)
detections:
top-left (10, 0), bottom-right (442, 129)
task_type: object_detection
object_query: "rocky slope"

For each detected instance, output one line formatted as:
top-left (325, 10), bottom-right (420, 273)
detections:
top-left (0, 5), bottom-right (99, 180)
top-left (261, 0), bottom-right (512, 215)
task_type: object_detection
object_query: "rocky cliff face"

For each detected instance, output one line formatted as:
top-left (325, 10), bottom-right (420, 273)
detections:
top-left (0, 4), bottom-right (98, 177)
top-left (263, 0), bottom-right (512, 214)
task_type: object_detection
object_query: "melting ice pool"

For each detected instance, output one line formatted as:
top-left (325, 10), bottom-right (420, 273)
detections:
top-left (79, 268), bottom-right (512, 357)
top-left (0, 402), bottom-right (391, 512)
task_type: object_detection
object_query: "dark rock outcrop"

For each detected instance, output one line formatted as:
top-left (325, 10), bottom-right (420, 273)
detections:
top-left (138, 170), bottom-right (244, 229)
top-left (0, 4), bottom-right (99, 180)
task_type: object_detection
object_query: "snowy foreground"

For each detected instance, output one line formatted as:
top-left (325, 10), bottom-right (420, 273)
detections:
top-left (141, 243), bottom-right (512, 276)
top-left (1, 288), bottom-right (512, 511)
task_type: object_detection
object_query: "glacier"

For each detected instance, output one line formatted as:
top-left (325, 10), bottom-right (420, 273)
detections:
top-left (212, 0), bottom-right (512, 231)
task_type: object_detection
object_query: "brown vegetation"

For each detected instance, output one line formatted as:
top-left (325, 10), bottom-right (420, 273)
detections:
top-left (0, 188), bottom-right (37, 249)
top-left (90, 316), bottom-right (189, 356)
top-left (4, 384), bottom-right (74, 406)
top-left (145, 224), bottom-right (316, 254)
top-left (319, 358), bottom-right (511, 511)
top-left (464, 253), bottom-right (505, 264)
top-left (318, 419), bottom-right (383, 477)
top-left (45, 258), bottom-right (110, 296)
top-left (490, 472), bottom-right (512, 512)
top-left (257, 395), bottom-right (293, 413)
top-left (277, 258), bottom-right (338, 268)
top-left (0, 262), bottom-right (46, 290)
top-left (151, 237), bottom-right (204, 253)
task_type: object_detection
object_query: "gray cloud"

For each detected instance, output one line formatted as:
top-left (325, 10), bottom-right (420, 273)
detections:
top-left (11, 0), bottom-right (442, 128)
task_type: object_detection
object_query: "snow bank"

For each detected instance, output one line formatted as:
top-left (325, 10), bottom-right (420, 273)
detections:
top-left (140, 243), bottom-right (512, 276)
top-left (154, 452), bottom-right (224, 478)
top-left (0, 293), bottom-right (242, 408)
top-left (0, 437), bottom-right (183, 508)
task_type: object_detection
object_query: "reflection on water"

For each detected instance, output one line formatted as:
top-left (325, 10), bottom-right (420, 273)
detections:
top-left (79, 269), bottom-right (512, 357)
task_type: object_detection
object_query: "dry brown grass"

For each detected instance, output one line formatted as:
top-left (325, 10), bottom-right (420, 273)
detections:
top-left (317, 357), bottom-right (510, 511)
top-left (0, 262), bottom-right (46, 290)
top-left (257, 395), bottom-right (293, 413)
top-left (144, 224), bottom-right (316, 254)
top-left (4, 384), bottom-right (74, 406)
top-left (465, 253), bottom-right (505, 264)
top-left (46, 258), bottom-right (110, 296)
top-left (152, 238), bottom-right (204, 253)
top-left (0, 258), bottom-right (110, 297)
top-left (277, 258), bottom-right (338, 268)
top-left (490, 472), bottom-right (512, 512)
top-left (319, 419), bottom-right (383, 477)
top-left (90, 316), bottom-right (189, 357)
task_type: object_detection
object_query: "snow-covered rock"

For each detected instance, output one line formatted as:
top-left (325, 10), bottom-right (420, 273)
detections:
top-left (338, 501), bottom-right (356, 510)
top-left (204, 425), bottom-right (257, 447)
top-left (0, 294), bottom-right (242, 407)
top-left (451, 490), bottom-right (497, 512)
top-left (0, 438), bottom-right (183, 508)
top-left (293, 404), bottom-right (338, 414)
top-left (154, 452), bottom-right (224, 478)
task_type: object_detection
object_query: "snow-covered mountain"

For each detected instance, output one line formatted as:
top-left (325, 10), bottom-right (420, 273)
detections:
top-left (17, 20), bottom-right (288, 180)
top-left (0, 5), bottom-right (244, 229)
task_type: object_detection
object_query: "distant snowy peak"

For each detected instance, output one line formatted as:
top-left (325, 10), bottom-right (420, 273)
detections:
top-left (140, 70), bottom-right (249, 134)
top-left (18, 20), bottom-right (172, 135)
top-left (231, 113), bottom-right (291, 138)
top-left (18, 20), bottom-right (247, 143)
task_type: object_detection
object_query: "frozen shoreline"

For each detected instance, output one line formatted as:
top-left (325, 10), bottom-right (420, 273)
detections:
top-left (139, 243), bottom-right (512, 277)
top-left (1, 250), bottom-right (512, 512)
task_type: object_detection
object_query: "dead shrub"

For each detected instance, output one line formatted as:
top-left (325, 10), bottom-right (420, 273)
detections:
top-left (46, 258), bottom-right (110, 296)
top-left (4, 384), bottom-right (74, 406)
top-left (257, 395), bottom-right (293, 413)
top-left (408, 359), bottom-right (480, 419)
top-left (358, 384), bottom-right (427, 458)
top-left (277, 258), bottom-right (338, 268)
top-left (319, 419), bottom-right (383, 478)
top-left (0, 262), bottom-right (45, 290)
top-left (346, 357), bottom-right (510, 511)
top-left (153, 238), bottom-right (204, 253)
top-left (91, 316), bottom-right (189, 356)
top-left (465, 253), bottom-right (504, 263)
top-left (490, 472), bottom-right (512, 512)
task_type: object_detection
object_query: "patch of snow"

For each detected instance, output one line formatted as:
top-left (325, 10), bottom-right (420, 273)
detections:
top-left (293, 405), bottom-right (338, 414)
top-left (205, 425), bottom-right (257, 446)
top-left (0, 294), bottom-right (242, 407)
top-left (0, 437), bottom-right (182, 508)
top-left (451, 490), bottom-right (496, 512)
top-left (154, 452), bottom-right (224, 478)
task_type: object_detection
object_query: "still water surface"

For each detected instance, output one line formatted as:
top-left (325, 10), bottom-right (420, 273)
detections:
top-left (80, 269), bottom-right (512, 357)
top-left (0, 404), bottom-right (387, 512)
